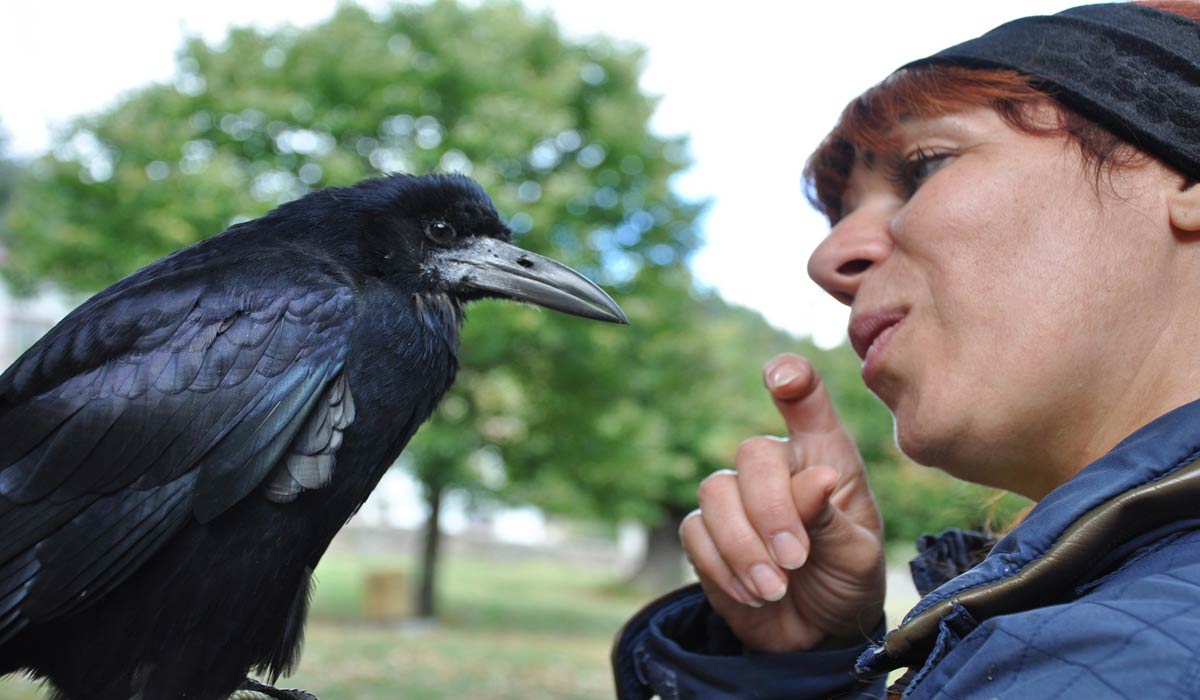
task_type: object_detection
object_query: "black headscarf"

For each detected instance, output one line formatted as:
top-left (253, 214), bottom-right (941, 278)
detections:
top-left (904, 3), bottom-right (1200, 180)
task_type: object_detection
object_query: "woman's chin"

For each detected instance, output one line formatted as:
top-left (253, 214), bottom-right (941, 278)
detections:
top-left (893, 410), bottom-right (979, 476)
top-left (894, 422), bottom-right (953, 469)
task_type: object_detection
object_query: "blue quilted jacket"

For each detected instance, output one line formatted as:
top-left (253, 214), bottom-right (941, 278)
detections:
top-left (613, 398), bottom-right (1200, 699)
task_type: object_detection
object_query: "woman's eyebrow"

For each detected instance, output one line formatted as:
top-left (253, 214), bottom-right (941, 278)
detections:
top-left (894, 111), bottom-right (985, 143)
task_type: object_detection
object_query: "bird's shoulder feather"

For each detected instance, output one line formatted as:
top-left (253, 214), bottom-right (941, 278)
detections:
top-left (0, 248), bottom-right (360, 643)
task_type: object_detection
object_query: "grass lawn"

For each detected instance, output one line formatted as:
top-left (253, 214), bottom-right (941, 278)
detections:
top-left (0, 554), bottom-right (645, 700)
top-left (287, 555), bottom-right (642, 699)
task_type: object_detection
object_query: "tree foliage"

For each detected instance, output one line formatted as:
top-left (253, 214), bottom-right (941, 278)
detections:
top-left (5, 2), bottom-right (695, 292)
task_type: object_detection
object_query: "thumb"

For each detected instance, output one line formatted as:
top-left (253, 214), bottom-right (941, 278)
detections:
top-left (790, 464), bottom-right (859, 545)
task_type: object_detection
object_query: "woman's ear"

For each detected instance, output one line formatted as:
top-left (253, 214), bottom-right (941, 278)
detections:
top-left (1168, 180), bottom-right (1200, 232)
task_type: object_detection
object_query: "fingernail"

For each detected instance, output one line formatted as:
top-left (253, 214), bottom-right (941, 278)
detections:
top-left (771, 531), bottom-right (809, 570)
top-left (730, 578), bottom-right (763, 608)
top-left (750, 563), bottom-right (788, 602)
top-left (766, 364), bottom-right (799, 390)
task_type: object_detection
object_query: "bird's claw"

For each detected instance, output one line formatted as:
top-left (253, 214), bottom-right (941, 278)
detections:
top-left (232, 677), bottom-right (320, 700)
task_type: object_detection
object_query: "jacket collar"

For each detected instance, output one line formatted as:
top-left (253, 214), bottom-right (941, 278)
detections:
top-left (859, 397), bottom-right (1200, 675)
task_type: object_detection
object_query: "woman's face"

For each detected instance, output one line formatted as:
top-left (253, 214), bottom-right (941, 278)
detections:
top-left (807, 106), bottom-right (1189, 498)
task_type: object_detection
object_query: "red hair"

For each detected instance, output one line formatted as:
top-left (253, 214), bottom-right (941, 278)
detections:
top-left (803, 1), bottom-right (1200, 224)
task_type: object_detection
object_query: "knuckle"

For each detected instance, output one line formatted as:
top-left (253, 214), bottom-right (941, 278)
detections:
top-left (697, 469), bottom-right (736, 501)
top-left (754, 498), bottom-right (795, 526)
top-left (678, 509), bottom-right (703, 539)
top-left (734, 436), bottom-right (784, 465)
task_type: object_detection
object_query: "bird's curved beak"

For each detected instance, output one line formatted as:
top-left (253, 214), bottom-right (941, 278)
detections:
top-left (438, 238), bottom-right (628, 324)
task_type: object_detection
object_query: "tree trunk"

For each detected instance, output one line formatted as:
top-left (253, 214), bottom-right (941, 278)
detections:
top-left (627, 511), bottom-right (688, 594)
top-left (414, 480), bottom-right (444, 619)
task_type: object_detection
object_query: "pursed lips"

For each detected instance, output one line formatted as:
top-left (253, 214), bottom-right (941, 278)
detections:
top-left (849, 308), bottom-right (908, 363)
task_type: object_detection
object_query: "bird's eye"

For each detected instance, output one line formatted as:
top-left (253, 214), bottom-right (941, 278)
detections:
top-left (425, 220), bottom-right (457, 245)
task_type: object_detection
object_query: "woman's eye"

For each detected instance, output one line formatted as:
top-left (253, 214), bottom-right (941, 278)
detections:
top-left (425, 220), bottom-right (456, 244)
top-left (898, 148), bottom-right (952, 197)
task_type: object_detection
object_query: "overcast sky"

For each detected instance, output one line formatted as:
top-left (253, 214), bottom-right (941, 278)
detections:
top-left (0, 0), bottom-right (1079, 347)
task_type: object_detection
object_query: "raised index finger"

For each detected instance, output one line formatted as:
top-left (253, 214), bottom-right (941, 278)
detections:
top-left (762, 353), bottom-right (857, 472)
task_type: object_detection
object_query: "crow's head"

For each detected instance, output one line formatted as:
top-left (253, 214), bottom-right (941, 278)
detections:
top-left (349, 173), bottom-right (626, 324)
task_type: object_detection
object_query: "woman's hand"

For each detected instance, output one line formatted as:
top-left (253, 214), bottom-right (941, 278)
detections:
top-left (680, 353), bottom-right (885, 653)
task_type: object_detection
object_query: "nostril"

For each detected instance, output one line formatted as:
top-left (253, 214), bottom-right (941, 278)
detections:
top-left (517, 257), bottom-right (534, 268)
top-left (837, 259), bottom-right (871, 276)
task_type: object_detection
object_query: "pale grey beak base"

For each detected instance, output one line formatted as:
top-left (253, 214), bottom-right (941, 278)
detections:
top-left (438, 238), bottom-right (628, 324)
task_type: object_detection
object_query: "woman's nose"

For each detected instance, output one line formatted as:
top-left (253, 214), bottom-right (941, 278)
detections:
top-left (807, 208), bottom-right (894, 306)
